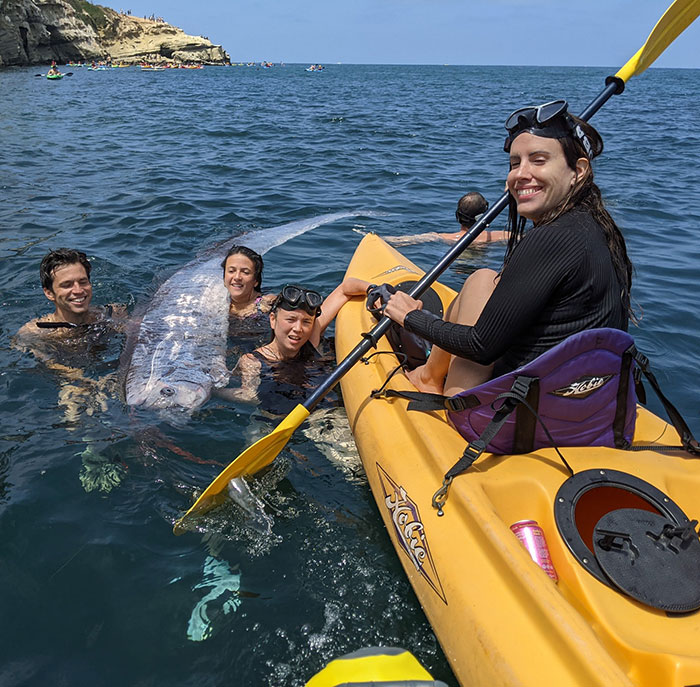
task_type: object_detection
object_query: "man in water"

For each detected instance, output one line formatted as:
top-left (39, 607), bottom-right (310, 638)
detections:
top-left (15, 248), bottom-right (127, 352)
top-left (13, 248), bottom-right (128, 492)
top-left (356, 191), bottom-right (508, 246)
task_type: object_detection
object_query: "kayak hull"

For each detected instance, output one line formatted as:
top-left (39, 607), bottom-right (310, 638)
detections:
top-left (336, 233), bottom-right (700, 687)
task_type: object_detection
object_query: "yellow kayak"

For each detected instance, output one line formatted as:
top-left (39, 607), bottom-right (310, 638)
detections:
top-left (335, 233), bottom-right (700, 687)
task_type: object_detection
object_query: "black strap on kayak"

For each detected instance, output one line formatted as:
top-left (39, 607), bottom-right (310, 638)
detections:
top-left (630, 345), bottom-right (700, 456)
top-left (373, 387), bottom-right (482, 412)
top-left (364, 351), bottom-right (408, 397)
top-left (430, 376), bottom-right (574, 515)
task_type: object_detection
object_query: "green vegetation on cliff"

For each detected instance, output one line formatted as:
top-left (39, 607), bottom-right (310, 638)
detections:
top-left (66, 0), bottom-right (110, 31)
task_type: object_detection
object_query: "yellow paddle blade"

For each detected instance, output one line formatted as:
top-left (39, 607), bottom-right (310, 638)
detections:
top-left (173, 403), bottom-right (310, 534)
top-left (616, 0), bottom-right (700, 83)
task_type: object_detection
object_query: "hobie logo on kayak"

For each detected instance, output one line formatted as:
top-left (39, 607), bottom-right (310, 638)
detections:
top-left (377, 464), bottom-right (447, 604)
top-left (550, 374), bottom-right (613, 399)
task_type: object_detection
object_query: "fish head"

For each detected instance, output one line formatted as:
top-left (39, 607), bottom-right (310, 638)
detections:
top-left (126, 374), bottom-right (211, 414)
top-left (125, 339), bottom-right (222, 417)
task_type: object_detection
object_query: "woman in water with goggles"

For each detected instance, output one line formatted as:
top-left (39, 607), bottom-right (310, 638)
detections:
top-left (222, 279), bottom-right (370, 403)
top-left (383, 100), bottom-right (633, 396)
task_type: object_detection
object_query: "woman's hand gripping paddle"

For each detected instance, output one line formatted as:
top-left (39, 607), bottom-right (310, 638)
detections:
top-left (173, 0), bottom-right (700, 535)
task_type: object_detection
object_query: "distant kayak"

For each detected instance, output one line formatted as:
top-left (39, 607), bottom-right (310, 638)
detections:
top-left (46, 73), bottom-right (64, 80)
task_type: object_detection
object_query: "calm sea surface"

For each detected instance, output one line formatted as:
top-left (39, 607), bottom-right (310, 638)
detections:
top-left (1, 64), bottom-right (699, 686)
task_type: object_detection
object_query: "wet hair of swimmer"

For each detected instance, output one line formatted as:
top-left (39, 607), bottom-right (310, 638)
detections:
top-left (455, 191), bottom-right (489, 228)
top-left (221, 245), bottom-right (264, 291)
top-left (40, 248), bottom-right (92, 292)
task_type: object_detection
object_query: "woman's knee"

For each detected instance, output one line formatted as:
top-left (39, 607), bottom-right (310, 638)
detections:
top-left (449, 268), bottom-right (498, 325)
top-left (461, 268), bottom-right (499, 297)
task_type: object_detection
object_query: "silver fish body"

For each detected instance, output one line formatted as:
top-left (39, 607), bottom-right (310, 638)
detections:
top-left (125, 212), bottom-right (367, 417)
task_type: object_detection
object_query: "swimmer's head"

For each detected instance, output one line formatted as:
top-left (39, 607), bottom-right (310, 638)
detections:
top-left (221, 245), bottom-right (264, 291)
top-left (40, 248), bottom-right (92, 292)
top-left (455, 192), bottom-right (489, 228)
top-left (271, 285), bottom-right (322, 317)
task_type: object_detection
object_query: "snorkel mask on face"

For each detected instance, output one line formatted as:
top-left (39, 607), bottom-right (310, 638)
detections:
top-left (272, 285), bottom-right (323, 317)
top-left (503, 99), bottom-right (594, 159)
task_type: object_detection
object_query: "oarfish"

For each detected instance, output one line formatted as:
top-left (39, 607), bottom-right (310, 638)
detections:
top-left (124, 212), bottom-right (367, 418)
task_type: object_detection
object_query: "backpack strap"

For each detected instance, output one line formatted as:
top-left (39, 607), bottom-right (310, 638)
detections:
top-left (631, 346), bottom-right (700, 455)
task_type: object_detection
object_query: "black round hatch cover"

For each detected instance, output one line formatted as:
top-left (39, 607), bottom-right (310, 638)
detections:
top-left (394, 281), bottom-right (444, 319)
top-left (593, 508), bottom-right (700, 612)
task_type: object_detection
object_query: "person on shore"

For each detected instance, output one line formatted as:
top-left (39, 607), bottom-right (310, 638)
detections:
top-left (357, 192), bottom-right (508, 247)
top-left (221, 245), bottom-right (276, 335)
top-left (382, 100), bottom-right (632, 397)
top-left (219, 278), bottom-right (370, 404)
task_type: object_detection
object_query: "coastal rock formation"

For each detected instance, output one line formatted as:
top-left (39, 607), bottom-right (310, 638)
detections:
top-left (98, 13), bottom-right (228, 65)
top-left (0, 0), bottom-right (103, 65)
top-left (0, 0), bottom-right (229, 67)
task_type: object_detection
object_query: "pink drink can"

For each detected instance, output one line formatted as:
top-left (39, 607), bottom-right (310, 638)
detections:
top-left (510, 519), bottom-right (558, 583)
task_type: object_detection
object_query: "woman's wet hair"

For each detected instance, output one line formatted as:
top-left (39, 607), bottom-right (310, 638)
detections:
top-left (504, 116), bottom-right (633, 317)
top-left (221, 245), bottom-right (264, 291)
top-left (40, 248), bottom-right (92, 292)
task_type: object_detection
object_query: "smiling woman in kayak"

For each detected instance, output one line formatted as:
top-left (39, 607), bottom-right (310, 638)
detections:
top-left (221, 279), bottom-right (370, 403)
top-left (383, 100), bottom-right (633, 396)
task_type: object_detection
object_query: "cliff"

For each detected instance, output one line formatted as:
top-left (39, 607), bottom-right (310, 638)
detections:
top-left (0, 0), bottom-right (230, 67)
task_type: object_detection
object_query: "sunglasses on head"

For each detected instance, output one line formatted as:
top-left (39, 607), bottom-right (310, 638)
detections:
top-left (274, 285), bottom-right (323, 316)
top-left (503, 99), bottom-right (594, 159)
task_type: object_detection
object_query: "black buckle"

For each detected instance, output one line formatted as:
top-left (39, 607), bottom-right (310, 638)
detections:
top-left (446, 396), bottom-right (476, 412)
top-left (510, 375), bottom-right (533, 401)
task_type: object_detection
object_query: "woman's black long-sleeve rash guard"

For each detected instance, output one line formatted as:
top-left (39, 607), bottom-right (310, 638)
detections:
top-left (403, 208), bottom-right (628, 377)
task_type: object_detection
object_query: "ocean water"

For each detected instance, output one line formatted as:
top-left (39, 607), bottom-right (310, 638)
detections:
top-left (1, 63), bottom-right (699, 686)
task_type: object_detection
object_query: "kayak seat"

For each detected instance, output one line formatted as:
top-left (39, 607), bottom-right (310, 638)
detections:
top-left (388, 328), bottom-right (638, 454)
top-left (381, 327), bottom-right (699, 489)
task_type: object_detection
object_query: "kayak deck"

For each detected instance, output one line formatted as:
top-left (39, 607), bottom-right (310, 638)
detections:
top-left (336, 234), bottom-right (700, 687)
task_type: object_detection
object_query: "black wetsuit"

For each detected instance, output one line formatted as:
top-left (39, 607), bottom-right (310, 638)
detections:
top-left (404, 208), bottom-right (628, 377)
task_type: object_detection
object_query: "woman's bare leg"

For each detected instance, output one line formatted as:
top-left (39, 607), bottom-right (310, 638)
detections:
top-left (406, 268), bottom-right (498, 395)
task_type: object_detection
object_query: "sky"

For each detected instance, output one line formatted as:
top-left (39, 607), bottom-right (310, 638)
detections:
top-left (121, 0), bottom-right (700, 68)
